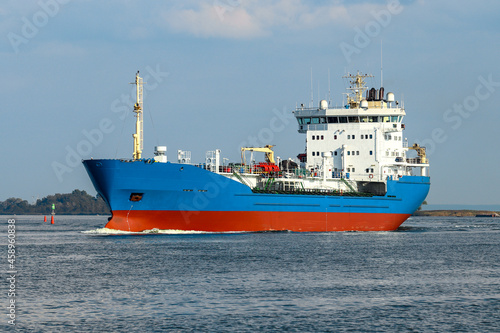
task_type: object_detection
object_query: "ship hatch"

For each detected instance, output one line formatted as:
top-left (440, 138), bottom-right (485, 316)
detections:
top-left (129, 193), bottom-right (144, 202)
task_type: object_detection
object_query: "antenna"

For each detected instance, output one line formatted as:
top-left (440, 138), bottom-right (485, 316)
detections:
top-left (342, 72), bottom-right (373, 107)
top-left (317, 80), bottom-right (320, 105)
top-left (328, 68), bottom-right (331, 106)
top-left (310, 68), bottom-right (313, 107)
top-left (380, 40), bottom-right (383, 87)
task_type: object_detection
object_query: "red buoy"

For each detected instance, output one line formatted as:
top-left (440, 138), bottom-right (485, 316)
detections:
top-left (44, 216), bottom-right (47, 222)
top-left (51, 215), bottom-right (54, 224)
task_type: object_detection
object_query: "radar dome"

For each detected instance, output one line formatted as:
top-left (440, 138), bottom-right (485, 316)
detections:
top-left (319, 99), bottom-right (328, 110)
top-left (360, 99), bottom-right (368, 109)
top-left (386, 92), bottom-right (395, 102)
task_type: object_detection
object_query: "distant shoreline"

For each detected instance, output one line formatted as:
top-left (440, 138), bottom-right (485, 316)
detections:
top-left (414, 210), bottom-right (499, 217)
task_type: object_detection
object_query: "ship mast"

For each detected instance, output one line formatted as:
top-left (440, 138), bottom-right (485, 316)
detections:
top-left (342, 71), bottom-right (373, 108)
top-left (131, 71), bottom-right (144, 160)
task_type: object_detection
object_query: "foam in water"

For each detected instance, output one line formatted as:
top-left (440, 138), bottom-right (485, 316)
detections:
top-left (82, 227), bottom-right (211, 235)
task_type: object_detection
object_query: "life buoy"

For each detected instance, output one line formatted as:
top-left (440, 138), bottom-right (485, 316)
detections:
top-left (369, 174), bottom-right (373, 179)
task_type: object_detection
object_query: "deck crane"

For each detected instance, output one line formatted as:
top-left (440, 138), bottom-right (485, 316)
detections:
top-left (241, 145), bottom-right (276, 165)
top-left (408, 143), bottom-right (428, 164)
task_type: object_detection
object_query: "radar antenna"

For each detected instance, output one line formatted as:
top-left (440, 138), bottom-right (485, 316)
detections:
top-left (342, 71), bottom-right (373, 108)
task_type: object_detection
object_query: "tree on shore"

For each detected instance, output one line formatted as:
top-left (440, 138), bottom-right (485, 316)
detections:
top-left (0, 190), bottom-right (110, 215)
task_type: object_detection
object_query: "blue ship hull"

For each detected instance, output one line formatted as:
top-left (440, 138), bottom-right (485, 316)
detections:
top-left (83, 159), bottom-right (430, 232)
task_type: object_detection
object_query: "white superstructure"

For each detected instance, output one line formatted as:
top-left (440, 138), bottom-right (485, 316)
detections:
top-left (171, 71), bottom-right (429, 196)
top-left (294, 72), bottom-right (429, 183)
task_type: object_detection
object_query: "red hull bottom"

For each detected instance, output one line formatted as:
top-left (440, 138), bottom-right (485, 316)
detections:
top-left (105, 210), bottom-right (411, 232)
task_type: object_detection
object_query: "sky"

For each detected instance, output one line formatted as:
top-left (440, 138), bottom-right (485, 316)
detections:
top-left (1, 0), bottom-right (500, 206)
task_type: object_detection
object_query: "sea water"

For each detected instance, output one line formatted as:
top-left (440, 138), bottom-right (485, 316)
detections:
top-left (2, 215), bottom-right (499, 332)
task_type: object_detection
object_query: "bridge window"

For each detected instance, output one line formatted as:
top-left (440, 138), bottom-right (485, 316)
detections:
top-left (339, 116), bottom-right (348, 123)
top-left (382, 116), bottom-right (390, 122)
top-left (360, 116), bottom-right (368, 123)
top-left (303, 118), bottom-right (311, 124)
top-left (369, 116), bottom-right (378, 122)
top-left (391, 116), bottom-right (398, 122)
top-left (312, 117), bottom-right (320, 124)
top-left (348, 116), bottom-right (359, 123)
top-left (328, 117), bottom-right (338, 123)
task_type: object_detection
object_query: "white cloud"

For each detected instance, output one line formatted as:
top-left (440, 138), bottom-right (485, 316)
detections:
top-left (161, 3), bottom-right (266, 39)
top-left (160, 0), bottom-right (403, 39)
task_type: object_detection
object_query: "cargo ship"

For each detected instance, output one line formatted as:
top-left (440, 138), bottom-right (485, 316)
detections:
top-left (83, 71), bottom-right (430, 232)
